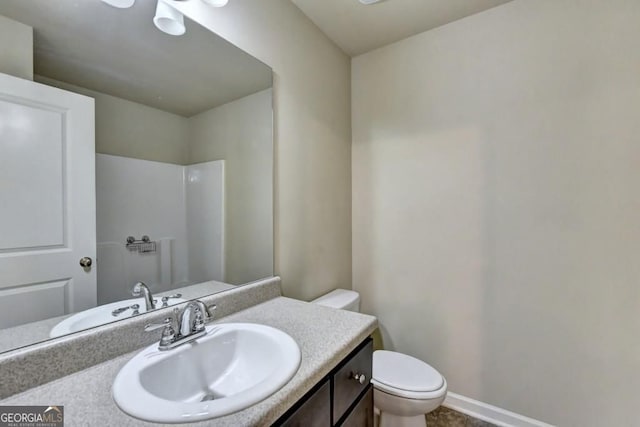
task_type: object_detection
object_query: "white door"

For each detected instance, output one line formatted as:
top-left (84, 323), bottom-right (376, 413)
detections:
top-left (0, 72), bottom-right (96, 329)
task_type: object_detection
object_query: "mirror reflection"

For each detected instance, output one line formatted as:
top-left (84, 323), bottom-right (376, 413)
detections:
top-left (0, 0), bottom-right (273, 352)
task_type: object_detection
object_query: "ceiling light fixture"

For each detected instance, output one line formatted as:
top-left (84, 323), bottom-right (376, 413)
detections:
top-left (100, 0), bottom-right (136, 8)
top-left (359, 0), bottom-right (385, 4)
top-left (201, 0), bottom-right (229, 7)
top-left (103, 0), bottom-right (228, 37)
top-left (153, 0), bottom-right (186, 36)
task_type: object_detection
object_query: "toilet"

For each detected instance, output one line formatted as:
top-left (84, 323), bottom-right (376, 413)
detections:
top-left (312, 289), bottom-right (447, 427)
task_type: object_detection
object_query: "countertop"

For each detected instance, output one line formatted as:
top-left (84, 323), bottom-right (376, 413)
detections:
top-left (1, 297), bottom-right (377, 426)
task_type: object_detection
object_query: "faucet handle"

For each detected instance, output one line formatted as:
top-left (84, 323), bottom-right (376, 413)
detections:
top-left (131, 303), bottom-right (140, 316)
top-left (199, 303), bottom-right (217, 325)
top-left (161, 294), bottom-right (183, 308)
top-left (203, 303), bottom-right (217, 320)
top-left (144, 317), bottom-right (173, 332)
top-left (145, 317), bottom-right (176, 348)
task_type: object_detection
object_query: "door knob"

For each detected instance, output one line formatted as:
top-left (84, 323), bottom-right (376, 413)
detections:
top-left (79, 257), bottom-right (93, 268)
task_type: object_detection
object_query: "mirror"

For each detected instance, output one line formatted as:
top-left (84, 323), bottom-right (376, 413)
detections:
top-left (0, 0), bottom-right (273, 353)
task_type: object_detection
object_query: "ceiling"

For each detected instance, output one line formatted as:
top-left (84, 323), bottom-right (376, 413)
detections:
top-left (0, 0), bottom-right (272, 117)
top-left (291, 0), bottom-right (514, 56)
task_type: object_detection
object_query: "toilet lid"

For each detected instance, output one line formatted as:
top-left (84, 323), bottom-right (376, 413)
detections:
top-left (372, 350), bottom-right (444, 392)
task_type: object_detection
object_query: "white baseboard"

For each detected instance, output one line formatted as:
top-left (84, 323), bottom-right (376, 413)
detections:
top-left (443, 392), bottom-right (555, 427)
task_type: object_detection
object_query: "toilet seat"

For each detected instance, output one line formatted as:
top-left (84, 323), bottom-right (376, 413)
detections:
top-left (372, 350), bottom-right (446, 400)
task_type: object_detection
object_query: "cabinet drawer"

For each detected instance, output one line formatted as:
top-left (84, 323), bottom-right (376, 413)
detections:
top-left (333, 339), bottom-right (373, 423)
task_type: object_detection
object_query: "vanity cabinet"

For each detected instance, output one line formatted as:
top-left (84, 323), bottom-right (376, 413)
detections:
top-left (340, 388), bottom-right (373, 427)
top-left (280, 380), bottom-right (331, 427)
top-left (277, 338), bottom-right (373, 427)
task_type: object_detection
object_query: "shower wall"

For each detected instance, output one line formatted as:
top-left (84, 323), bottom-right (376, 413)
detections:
top-left (96, 154), bottom-right (224, 304)
top-left (186, 161), bottom-right (225, 284)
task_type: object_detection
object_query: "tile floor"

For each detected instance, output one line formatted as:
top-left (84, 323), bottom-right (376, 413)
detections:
top-left (426, 406), bottom-right (497, 427)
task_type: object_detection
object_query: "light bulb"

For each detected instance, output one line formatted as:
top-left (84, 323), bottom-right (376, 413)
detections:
top-left (100, 0), bottom-right (135, 8)
top-left (201, 0), bottom-right (229, 7)
top-left (153, 0), bottom-right (186, 36)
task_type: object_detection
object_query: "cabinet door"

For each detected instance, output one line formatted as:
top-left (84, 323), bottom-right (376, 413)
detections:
top-left (280, 380), bottom-right (331, 427)
top-left (333, 340), bottom-right (373, 423)
top-left (339, 387), bottom-right (373, 427)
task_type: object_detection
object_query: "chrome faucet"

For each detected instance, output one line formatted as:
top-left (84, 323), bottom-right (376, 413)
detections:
top-left (178, 300), bottom-right (214, 337)
top-left (145, 300), bottom-right (216, 351)
top-left (132, 282), bottom-right (155, 311)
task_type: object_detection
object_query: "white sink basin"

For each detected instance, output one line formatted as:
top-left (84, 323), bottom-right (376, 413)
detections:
top-left (49, 297), bottom-right (186, 338)
top-left (112, 323), bottom-right (301, 423)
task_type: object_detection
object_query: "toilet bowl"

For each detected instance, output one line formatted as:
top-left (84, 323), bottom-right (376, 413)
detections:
top-left (372, 350), bottom-right (447, 427)
top-left (312, 289), bottom-right (447, 427)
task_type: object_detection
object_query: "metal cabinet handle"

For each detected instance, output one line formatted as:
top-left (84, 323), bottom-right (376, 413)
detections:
top-left (351, 372), bottom-right (367, 384)
top-left (79, 257), bottom-right (93, 267)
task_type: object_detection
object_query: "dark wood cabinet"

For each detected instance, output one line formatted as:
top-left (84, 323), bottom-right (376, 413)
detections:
top-left (275, 338), bottom-right (373, 427)
top-left (333, 339), bottom-right (373, 424)
top-left (281, 380), bottom-right (331, 427)
top-left (339, 388), bottom-right (373, 427)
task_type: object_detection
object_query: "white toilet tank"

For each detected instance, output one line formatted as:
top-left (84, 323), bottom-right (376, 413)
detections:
top-left (311, 289), bottom-right (360, 312)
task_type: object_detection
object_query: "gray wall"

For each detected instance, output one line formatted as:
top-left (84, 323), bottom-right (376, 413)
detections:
top-left (189, 89), bottom-right (273, 284)
top-left (0, 15), bottom-right (32, 80)
top-left (35, 76), bottom-right (189, 165)
top-left (172, 0), bottom-right (352, 301)
top-left (353, 0), bottom-right (640, 425)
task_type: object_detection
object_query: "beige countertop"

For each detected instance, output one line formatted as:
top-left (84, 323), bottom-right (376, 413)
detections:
top-left (1, 297), bottom-right (377, 427)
